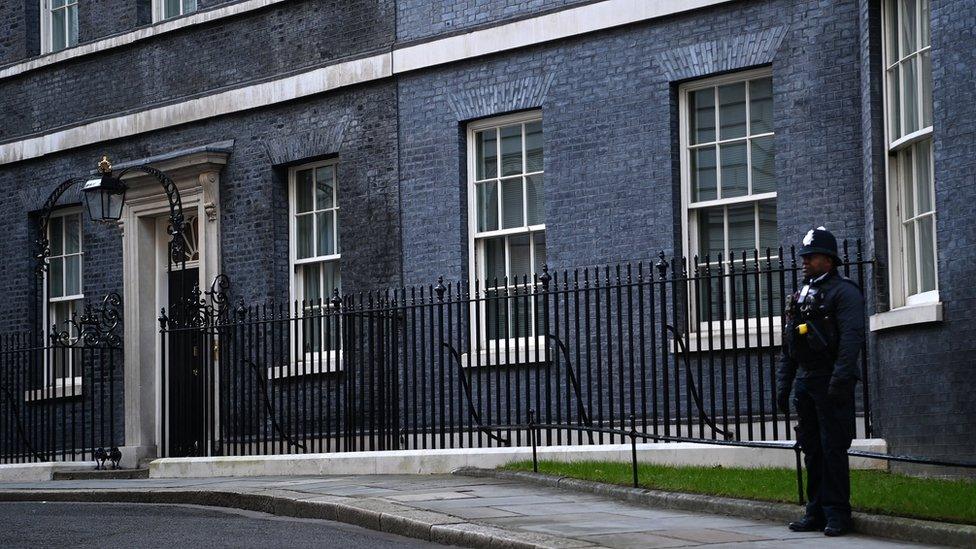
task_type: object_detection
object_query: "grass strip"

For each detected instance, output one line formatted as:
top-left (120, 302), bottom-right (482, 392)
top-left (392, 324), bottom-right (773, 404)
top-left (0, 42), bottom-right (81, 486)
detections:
top-left (502, 460), bottom-right (976, 525)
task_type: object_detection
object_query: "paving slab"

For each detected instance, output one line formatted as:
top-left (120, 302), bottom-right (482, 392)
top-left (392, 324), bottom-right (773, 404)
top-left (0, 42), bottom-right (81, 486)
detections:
top-left (0, 473), bottom-right (948, 548)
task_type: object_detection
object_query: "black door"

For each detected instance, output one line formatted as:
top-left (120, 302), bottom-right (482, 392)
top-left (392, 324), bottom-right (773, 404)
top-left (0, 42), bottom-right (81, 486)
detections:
top-left (167, 268), bottom-right (205, 457)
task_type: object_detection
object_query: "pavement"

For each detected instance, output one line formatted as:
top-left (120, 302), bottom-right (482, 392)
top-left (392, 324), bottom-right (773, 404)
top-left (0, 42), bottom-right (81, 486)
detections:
top-left (0, 501), bottom-right (443, 549)
top-left (0, 474), bottom-right (942, 548)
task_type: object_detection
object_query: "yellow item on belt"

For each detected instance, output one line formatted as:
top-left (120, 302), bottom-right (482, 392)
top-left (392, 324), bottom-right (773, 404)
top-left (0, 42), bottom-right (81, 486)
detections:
top-left (797, 323), bottom-right (809, 335)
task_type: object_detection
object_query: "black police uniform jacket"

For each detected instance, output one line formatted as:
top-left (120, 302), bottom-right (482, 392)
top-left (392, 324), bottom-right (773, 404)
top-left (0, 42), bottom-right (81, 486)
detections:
top-left (777, 270), bottom-right (865, 391)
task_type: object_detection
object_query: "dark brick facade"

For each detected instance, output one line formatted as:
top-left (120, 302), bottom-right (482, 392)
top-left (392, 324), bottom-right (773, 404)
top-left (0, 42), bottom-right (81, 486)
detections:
top-left (0, 0), bottom-right (394, 142)
top-left (868, 0), bottom-right (976, 465)
top-left (396, 0), bottom-right (589, 42)
top-left (398, 0), bottom-right (865, 284)
top-left (0, 0), bottom-right (974, 463)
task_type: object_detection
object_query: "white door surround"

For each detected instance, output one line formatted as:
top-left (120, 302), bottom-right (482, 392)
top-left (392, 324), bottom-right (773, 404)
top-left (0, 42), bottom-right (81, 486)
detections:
top-left (119, 150), bottom-right (227, 467)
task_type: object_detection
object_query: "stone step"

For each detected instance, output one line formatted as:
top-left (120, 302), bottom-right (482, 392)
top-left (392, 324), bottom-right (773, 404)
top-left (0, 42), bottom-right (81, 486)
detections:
top-left (52, 468), bottom-right (150, 481)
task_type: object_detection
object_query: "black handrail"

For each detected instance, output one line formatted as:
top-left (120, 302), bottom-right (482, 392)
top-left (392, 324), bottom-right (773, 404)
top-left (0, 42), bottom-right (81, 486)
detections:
top-left (442, 342), bottom-right (511, 446)
top-left (243, 358), bottom-right (307, 452)
top-left (547, 333), bottom-right (595, 445)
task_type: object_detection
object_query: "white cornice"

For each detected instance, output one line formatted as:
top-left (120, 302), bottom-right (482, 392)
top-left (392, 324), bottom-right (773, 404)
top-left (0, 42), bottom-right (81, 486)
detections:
top-left (0, 0), bottom-right (735, 166)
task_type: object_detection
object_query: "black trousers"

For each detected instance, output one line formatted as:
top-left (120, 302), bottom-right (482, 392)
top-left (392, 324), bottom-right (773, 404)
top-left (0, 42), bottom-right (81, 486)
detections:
top-left (793, 375), bottom-right (856, 526)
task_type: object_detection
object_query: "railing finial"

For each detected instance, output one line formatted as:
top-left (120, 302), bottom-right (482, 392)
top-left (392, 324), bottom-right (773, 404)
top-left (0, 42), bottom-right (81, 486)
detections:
top-left (435, 276), bottom-right (446, 302)
top-left (656, 251), bottom-right (668, 279)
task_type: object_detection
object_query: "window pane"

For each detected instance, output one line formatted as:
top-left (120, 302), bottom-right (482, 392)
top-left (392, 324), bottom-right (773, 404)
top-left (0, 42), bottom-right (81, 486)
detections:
top-left (886, 0), bottom-right (899, 65)
top-left (510, 290), bottom-right (530, 338)
top-left (697, 207), bottom-right (724, 260)
top-left (920, 50), bottom-right (932, 128)
top-left (476, 181), bottom-right (499, 232)
top-left (887, 68), bottom-right (901, 139)
top-left (915, 140), bottom-right (933, 214)
top-left (509, 234), bottom-right (531, 279)
top-left (64, 214), bottom-right (80, 254)
top-left (484, 237), bottom-right (506, 283)
top-left (532, 232), bottom-right (546, 274)
top-left (758, 201), bottom-right (777, 252)
top-left (719, 142), bottom-right (748, 198)
top-left (52, 9), bottom-right (66, 51)
top-left (301, 263), bottom-right (321, 303)
top-left (316, 211), bottom-right (335, 256)
top-left (917, 215), bottom-right (936, 292)
top-left (526, 174), bottom-right (544, 225)
top-left (65, 256), bottom-right (81, 296)
top-left (49, 216), bottom-right (64, 256)
top-left (900, 149), bottom-right (915, 219)
top-left (751, 136), bottom-right (776, 193)
top-left (919, 0), bottom-right (929, 48)
top-left (525, 121), bottom-right (543, 173)
top-left (52, 0), bottom-right (66, 8)
top-left (486, 289), bottom-right (503, 340)
top-left (749, 78), bottom-right (773, 134)
top-left (691, 146), bottom-right (717, 201)
top-left (903, 58), bottom-right (919, 134)
top-left (727, 203), bottom-right (756, 254)
top-left (66, 5), bottom-right (78, 47)
top-left (165, 0), bottom-right (180, 18)
top-left (719, 83), bottom-right (747, 140)
top-left (904, 222), bottom-right (917, 295)
top-left (500, 124), bottom-right (522, 177)
top-left (690, 89), bottom-right (716, 144)
top-left (900, 0), bottom-right (917, 57)
top-left (296, 215), bottom-right (313, 259)
top-left (322, 261), bottom-right (340, 297)
top-left (315, 165), bottom-right (335, 209)
top-left (295, 169), bottom-right (314, 213)
top-left (50, 258), bottom-right (64, 298)
top-left (476, 130), bottom-right (497, 180)
top-left (184, 0), bottom-right (198, 13)
top-left (501, 178), bottom-right (524, 229)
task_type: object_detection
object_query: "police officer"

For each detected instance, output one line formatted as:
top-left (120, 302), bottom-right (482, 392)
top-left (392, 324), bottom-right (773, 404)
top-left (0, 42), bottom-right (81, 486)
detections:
top-left (776, 227), bottom-right (864, 537)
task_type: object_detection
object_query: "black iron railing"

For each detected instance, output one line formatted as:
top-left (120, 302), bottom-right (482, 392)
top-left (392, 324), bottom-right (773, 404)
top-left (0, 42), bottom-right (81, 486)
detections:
top-left (159, 242), bottom-right (874, 458)
top-left (0, 294), bottom-right (124, 466)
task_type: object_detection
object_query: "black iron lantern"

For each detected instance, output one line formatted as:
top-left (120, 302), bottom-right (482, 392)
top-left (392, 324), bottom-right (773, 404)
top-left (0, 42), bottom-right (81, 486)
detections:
top-left (82, 156), bottom-right (127, 222)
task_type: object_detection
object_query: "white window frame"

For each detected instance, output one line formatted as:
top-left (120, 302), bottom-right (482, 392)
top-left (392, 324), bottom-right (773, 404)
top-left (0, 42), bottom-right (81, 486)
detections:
top-left (153, 0), bottom-right (199, 22)
top-left (679, 67), bottom-right (781, 336)
top-left (881, 0), bottom-right (938, 310)
top-left (465, 111), bottom-right (548, 365)
top-left (39, 0), bottom-right (79, 54)
top-left (43, 208), bottom-right (84, 388)
top-left (286, 159), bottom-right (342, 374)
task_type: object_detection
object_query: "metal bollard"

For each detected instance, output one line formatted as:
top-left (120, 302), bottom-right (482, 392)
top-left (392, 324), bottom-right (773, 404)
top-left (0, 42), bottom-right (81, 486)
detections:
top-left (630, 414), bottom-right (639, 488)
top-left (529, 410), bottom-right (538, 473)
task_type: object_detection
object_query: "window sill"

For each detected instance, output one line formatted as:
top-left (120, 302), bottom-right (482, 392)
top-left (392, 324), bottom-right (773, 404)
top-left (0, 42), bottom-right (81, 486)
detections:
top-left (462, 339), bottom-right (549, 368)
top-left (870, 302), bottom-right (943, 332)
top-left (268, 357), bottom-right (343, 379)
top-left (24, 377), bottom-right (83, 401)
top-left (671, 325), bottom-right (782, 353)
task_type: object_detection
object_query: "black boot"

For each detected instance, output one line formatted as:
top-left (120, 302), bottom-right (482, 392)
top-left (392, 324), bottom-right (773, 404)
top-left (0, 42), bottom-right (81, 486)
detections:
top-left (788, 515), bottom-right (826, 532)
top-left (823, 521), bottom-right (851, 537)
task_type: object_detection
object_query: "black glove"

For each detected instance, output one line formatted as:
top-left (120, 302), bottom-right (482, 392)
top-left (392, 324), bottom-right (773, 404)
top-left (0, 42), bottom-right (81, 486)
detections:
top-left (827, 377), bottom-right (855, 402)
top-left (776, 386), bottom-right (791, 413)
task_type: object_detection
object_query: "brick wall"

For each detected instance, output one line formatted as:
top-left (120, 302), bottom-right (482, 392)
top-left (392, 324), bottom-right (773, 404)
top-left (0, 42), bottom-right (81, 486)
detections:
top-left (396, 0), bottom-right (590, 42)
top-left (0, 81), bottom-right (400, 333)
top-left (869, 0), bottom-right (976, 463)
top-left (397, 0), bottom-right (866, 288)
top-left (0, 0), bottom-right (395, 143)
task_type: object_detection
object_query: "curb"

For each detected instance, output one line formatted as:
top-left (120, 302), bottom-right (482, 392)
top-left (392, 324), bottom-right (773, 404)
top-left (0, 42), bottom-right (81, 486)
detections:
top-left (0, 488), bottom-right (590, 549)
top-left (453, 467), bottom-right (976, 548)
